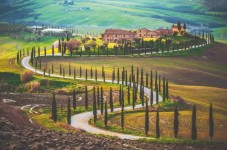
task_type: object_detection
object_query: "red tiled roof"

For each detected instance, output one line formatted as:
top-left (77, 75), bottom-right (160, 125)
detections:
top-left (104, 29), bottom-right (134, 35)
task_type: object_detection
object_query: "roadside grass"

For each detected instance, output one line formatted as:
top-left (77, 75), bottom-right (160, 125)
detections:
top-left (92, 109), bottom-right (227, 141)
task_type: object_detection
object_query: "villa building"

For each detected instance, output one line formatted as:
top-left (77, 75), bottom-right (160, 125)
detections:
top-left (172, 24), bottom-right (185, 33)
top-left (102, 29), bottom-right (136, 42)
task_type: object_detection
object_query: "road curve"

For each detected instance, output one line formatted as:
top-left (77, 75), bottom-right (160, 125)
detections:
top-left (21, 56), bottom-right (162, 140)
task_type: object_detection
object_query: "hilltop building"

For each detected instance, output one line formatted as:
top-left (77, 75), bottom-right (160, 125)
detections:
top-left (172, 24), bottom-right (185, 34)
top-left (102, 29), bottom-right (136, 42)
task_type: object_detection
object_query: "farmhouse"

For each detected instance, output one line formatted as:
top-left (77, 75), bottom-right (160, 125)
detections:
top-left (172, 24), bottom-right (185, 34)
top-left (136, 28), bottom-right (154, 38)
top-left (102, 29), bottom-right (136, 42)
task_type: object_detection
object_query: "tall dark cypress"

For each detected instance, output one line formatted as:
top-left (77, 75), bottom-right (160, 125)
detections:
top-left (73, 89), bottom-right (76, 110)
top-left (117, 68), bottom-right (120, 84)
top-left (101, 87), bottom-right (104, 115)
top-left (166, 79), bottom-right (169, 100)
top-left (52, 64), bottom-right (54, 74)
top-left (85, 86), bottom-right (88, 110)
top-left (85, 68), bottom-right (88, 80)
top-left (97, 87), bottom-right (100, 109)
top-left (209, 102), bottom-right (214, 140)
top-left (52, 45), bottom-right (54, 56)
top-left (150, 70), bottom-right (153, 106)
top-left (141, 85), bottom-right (144, 106)
top-left (145, 99), bottom-right (149, 136)
top-left (119, 85), bottom-right (122, 106)
top-left (158, 75), bottom-right (161, 92)
top-left (109, 87), bottom-right (114, 112)
top-left (163, 77), bottom-right (165, 102)
top-left (136, 67), bottom-right (139, 88)
top-left (156, 109), bottom-right (160, 139)
top-left (52, 92), bottom-right (57, 122)
top-left (140, 68), bottom-right (144, 87)
top-left (155, 71), bottom-right (157, 90)
top-left (191, 104), bottom-right (197, 140)
top-left (127, 85), bottom-right (130, 105)
top-left (67, 97), bottom-right (71, 125)
top-left (91, 67), bottom-right (93, 79)
top-left (103, 71), bottom-right (105, 82)
top-left (44, 46), bottom-right (46, 57)
top-left (74, 68), bottom-right (76, 80)
top-left (95, 68), bottom-right (97, 81)
top-left (60, 64), bottom-right (62, 75)
top-left (80, 66), bottom-right (82, 78)
top-left (104, 101), bottom-right (108, 129)
top-left (93, 87), bottom-right (97, 124)
top-left (156, 84), bottom-right (159, 104)
top-left (125, 70), bottom-right (128, 85)
top-left (174, 106), bottom-right (179, 138)
top-left (121, 92), bottom-right (124, 131)
top-left (132, 87), bottom-right (135, 110)
top-left (146, 72), bottom-right (148, 87)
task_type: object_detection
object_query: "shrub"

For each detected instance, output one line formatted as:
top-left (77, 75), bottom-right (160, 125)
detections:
top-left (20, 70), bottom-right (34, 83)
top-left (29, 81), bottom-right (40, 92)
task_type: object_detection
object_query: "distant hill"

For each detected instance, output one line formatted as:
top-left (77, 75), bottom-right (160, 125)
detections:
top-left (205, 0), bottom-right (227, 12)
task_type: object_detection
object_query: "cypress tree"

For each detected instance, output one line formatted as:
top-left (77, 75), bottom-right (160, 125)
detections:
top-left (150, 70), bottom-right (153, 106)
top-left (136, 67), bottom-right (139, 88)
top-left (156, 109), bottom-right (160, 139)
top-left (43, 68), bottom-right (46, 77)
top-left (74, 68), bottom-right (76, 80)
top-left (52, 64), bottom-right (54, 74)
top-left (80, 66), bottom-right (82, 78)
top-left (31, 49), bottom-right (34, 66)
top-left (60, 64), bottom-right (62, 76)
top-left (63, 68), bottom-right (65, 78)
top-left (132, 87), bottom-right (135, 110)
top-left (127, 85), bottom-right (130, 105)
top-left (35, 59), bottom-right (38, 68)
top-left (67, 98), bottom-right (71, 125)
top-left (163, 77), bottom-right (165, 102)
top-left (103, 71), bottom-right (105, 82)
top-left (117, 68), bottom-right (120, 84)
top-left (121, 92), bottom-right (124, 131)
top-left (73, 89), bottom-right (76, 110)
top-left (93, 68), bottom-right (97, 81)
top-left (129, 74), bottom-right (132, 88)
top-left (17, 52), bottom-right (19, 64)
top-left (166, 79), bottom-right (169, 100)
top-left (91, 67), bottom-right (93, 79)
top-left (52, 45), bottom-right (54, 56)
top-left (85, 86), bottom-right (88, 110)
top-left (44, 46), bottom-right (46, 57)
top-left (141, 85), bottom-right (144, 106)
top-left (39, 60), bottom-right (41, 69)
top-left (146, 72), bottom-right (148, 87)
top-left (145, 99), bottom-right (149, 136)
top-left (109, 87), bottom-right (114, 112)
top-left (102, 66), bottom-right (104, 77)
top-left (97, 87), bottom-right (100, 109)
top-left (52, 92), bottom-right (57, 122)
top-left (93, 87), bottom-right (97, 124)
top-left (191, 104), bottom-right (197, 140)
top-left (101, 87), bottom-right (104, 115)
top-left (174, 106), bottom-right (179, 138)
top-left (125, 70), bottom-right (128, 85)
top-left (104, 101), bottom-right (108, 129)
top-left (85, 68), bottom-right (88, 80)
top-left (140, 68), bottom-right (144, 87)
top-left (156, 84), bottom-right (159, 104)
top-left (155, 71), bottom-right (157, 90)
top-left (158, 75), bottom-right (161, 92)
top-left (38, 47), bottom-right (40, 57)
top-left (209, 102), bottom-right (214, 140)
top-left (119, 85), bottom-right (122, 106)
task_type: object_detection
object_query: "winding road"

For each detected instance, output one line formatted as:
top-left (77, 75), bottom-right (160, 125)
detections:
top-left (21, 55), bottom-right (162, 140)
